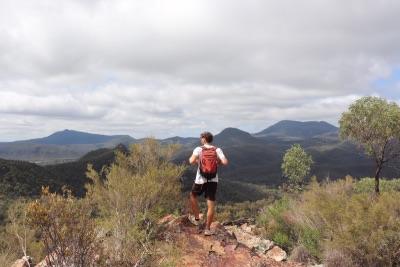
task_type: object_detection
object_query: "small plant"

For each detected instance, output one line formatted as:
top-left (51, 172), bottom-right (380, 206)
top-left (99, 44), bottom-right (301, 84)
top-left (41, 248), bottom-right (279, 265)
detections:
top-left (298, 227), bottom-right (320, 258)
top-left (257, 196), bottom-right (296, 250)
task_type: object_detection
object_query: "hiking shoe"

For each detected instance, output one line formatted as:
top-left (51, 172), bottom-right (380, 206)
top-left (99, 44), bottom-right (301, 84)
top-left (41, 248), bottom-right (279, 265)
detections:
top-left (188, 214), bottom-right (202, 226)
top-left (204, 228), bottom-right (216, 236)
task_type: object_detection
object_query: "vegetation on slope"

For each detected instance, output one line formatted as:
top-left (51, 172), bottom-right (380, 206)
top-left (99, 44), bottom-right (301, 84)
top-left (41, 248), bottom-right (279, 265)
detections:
top-left (257, 177), bottom-right (400, 266)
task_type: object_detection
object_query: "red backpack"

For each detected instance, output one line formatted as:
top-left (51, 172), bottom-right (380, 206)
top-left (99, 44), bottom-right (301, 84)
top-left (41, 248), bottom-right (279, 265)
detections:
top-left (199, 146), bottom-right (218, 179)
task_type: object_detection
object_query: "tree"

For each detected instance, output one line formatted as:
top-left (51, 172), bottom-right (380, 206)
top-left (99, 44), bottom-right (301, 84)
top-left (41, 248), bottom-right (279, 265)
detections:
top-left (339, 96), bottom-right (400, 193)
top-left (85, 138), bottom-right (186, 266)
top-left (281, 143), bottom-right (314, 190)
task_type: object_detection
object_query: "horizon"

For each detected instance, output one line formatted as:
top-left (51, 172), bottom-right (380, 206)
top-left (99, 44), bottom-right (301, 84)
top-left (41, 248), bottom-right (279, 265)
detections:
top-left (0, 119), bottom-right (339, 143)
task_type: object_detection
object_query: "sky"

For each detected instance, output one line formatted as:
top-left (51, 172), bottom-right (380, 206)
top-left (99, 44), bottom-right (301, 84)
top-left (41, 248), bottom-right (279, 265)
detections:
top-left (0, 0), bottom-right (399, 142)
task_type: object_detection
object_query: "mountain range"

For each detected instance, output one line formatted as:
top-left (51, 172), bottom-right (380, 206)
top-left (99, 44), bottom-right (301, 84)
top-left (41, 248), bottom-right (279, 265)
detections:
top-left (1, 120), bottom-right (398, 182)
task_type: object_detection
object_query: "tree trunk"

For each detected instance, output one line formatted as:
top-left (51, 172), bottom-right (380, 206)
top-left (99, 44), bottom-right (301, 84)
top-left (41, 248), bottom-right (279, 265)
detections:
top-left (374, 164), bottom-right (381, 194)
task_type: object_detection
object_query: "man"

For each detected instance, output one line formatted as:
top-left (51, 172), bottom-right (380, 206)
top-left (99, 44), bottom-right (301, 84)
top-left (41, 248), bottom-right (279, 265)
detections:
top-left (188, 131), bottom-right (228, 236)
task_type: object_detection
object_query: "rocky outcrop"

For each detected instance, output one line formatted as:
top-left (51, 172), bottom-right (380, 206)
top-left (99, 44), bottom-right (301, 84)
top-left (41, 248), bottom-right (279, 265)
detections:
top-left (15, 215), bottom-right (305, 267)
top-left (158, 215), bottom-right (305, 267)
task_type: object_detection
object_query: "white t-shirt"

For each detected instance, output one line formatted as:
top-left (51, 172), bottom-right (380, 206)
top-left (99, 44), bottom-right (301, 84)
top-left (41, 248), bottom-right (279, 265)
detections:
top-left (192, 145), bottom-right (226, 184)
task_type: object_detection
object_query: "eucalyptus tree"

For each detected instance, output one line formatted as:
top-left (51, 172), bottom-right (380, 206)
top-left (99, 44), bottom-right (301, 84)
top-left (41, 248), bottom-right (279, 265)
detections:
top-left (339, 96), bottom-right (400, 193)
top-left (281, 143), bottom-right (314, 190)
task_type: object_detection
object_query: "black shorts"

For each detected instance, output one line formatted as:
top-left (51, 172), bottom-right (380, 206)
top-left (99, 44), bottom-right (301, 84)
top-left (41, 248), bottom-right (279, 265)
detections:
top-left (191, 182), bottom-right (218, 201)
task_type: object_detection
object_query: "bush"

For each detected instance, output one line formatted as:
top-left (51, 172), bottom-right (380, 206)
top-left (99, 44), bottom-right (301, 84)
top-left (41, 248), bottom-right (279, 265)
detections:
top-left (27, 187), bottom-right (97, 267)
top-left (353, 177), bottom-right (400, 194)
top-left (294, 176), bottom-right (400, 266)
top-left (323, 249), bottom-right (355, 267)
top-left (0, 237), bottom-right (20, 267)
top-left (85, 138), bottom-right (186, 266)
top-left (289, 245), bottom-right (315, 265)
top-left (258, 176), bottom-right (400, 266)
top-left (298, 227), bottom-right (320, 258)
top-left (257, 196), bottom-right (296, 250)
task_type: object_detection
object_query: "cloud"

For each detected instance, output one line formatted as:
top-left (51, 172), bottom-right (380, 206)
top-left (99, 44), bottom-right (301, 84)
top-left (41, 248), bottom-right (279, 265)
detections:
top-left (0, 0), bottom-right (400, 141)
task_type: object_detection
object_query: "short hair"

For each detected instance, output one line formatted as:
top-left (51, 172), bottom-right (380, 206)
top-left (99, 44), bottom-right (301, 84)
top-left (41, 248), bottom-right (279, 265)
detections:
top-left (200, 131), bottom-right (213, 143)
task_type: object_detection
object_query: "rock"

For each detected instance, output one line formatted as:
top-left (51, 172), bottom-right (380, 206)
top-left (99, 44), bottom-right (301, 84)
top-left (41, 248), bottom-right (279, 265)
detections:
top-left (225, 225), bottom-right (274, 254)
top-left (255, 239), bottom-right (275, 254)
top-left (12, 259), bottom-right (28, 267)
top-left (266, 246), bottom-right (287, 262)
top-left (11, 256), bottom-right (34, 267)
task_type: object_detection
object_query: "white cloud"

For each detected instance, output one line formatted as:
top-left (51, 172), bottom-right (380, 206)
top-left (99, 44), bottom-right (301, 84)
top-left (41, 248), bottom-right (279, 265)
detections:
top-left (0, 0), bottom-right (400, 141)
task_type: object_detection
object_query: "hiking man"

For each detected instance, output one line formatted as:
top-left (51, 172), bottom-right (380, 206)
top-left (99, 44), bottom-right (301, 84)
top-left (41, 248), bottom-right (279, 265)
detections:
top-left (188, 131), bottom-right (228, 236)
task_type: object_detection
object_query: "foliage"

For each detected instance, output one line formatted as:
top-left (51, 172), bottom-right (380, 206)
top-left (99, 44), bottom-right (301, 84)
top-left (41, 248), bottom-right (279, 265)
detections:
top-left (339, 96), bottom-right (400, 192)
top-left (27, 186), bottom-right (97, 267)
top-left (215, 198), bottom-right (276, 223)
top-left (0, 195), bottom-right (10, 227)
top-left (43, 144), bottom-right (125, 197)
top-left (281, 143), bottom-right (314, 189)
top-left (6, 199), bottom-right (41, 263)
top-left (146, 238), bottom-right (188, 267)
top-left (257, 176), bottom-right (400, 266)
top-left (257, 196), bottom-right (295, 249)
top-left (0, 159), bottom-right (53, 199)
top-left (353, 177), bottom-right (400, 194)
top-left (0, 236), bottom-right (20, 267)
top-left (0, 197), bottom-right (40, 266)
top-left (303, 177), bottom-right (400, 266)
top-left (85, 138), bottom-right (186, 266)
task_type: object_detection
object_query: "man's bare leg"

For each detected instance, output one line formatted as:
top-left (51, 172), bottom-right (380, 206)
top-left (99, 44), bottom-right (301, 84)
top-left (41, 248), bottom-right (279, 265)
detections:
top-left (190, 192), bottom-right (200, 219)
top-left (206, 200), bottom-right (215, 230)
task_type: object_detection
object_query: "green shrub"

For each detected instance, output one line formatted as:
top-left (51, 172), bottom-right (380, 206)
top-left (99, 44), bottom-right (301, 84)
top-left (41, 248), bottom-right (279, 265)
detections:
top-left (257, 176), bottom-right (400, 266)
top-left (85, 138), bottom-right (186, 266)
top-left (273, 231), bottom-right (291, 248)
top-left (293, 176), bottom-right (400, 266)
top-left (257, 196), bottom-right (296, 250)
top-left (298, 227), bottom-right (320, 258)
top-left (353, 177), bottom-right (400, 194)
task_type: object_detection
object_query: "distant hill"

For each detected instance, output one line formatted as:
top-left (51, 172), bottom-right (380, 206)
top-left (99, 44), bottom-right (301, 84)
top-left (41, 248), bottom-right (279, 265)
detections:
top-left (214, 127), bottom-right (264, 146)
top-left (0, 129), bottom-right (135, 163)
top-left (26, 129), bottom-right (135, 145)
top-left (254, 120), bottom-right (339, 140)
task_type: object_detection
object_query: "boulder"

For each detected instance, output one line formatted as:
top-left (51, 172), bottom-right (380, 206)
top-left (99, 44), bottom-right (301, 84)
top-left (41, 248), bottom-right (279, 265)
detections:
top-left (267, 246), bottom-right (288, 262)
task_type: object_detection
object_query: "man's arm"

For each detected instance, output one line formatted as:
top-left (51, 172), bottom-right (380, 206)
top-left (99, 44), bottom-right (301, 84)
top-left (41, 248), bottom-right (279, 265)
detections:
top-left (219, 157), bottom-right (228, 166)
top-left (189, 154), bottom-right (198, 165)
